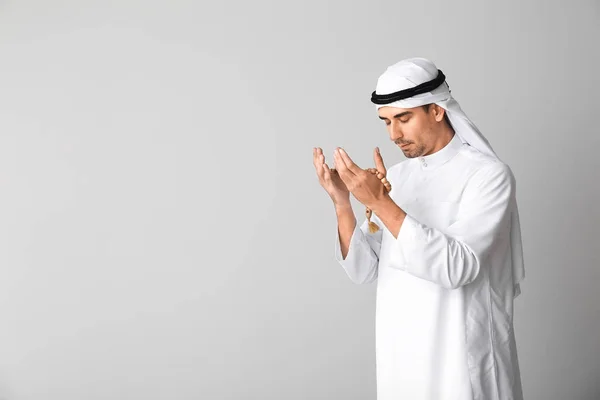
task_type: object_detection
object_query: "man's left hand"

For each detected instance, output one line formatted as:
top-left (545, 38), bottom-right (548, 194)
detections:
top-left (333, 147), bottom-right (389, 210)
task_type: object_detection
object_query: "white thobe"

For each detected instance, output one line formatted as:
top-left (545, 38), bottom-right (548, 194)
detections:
top-left (334, 133), bottom-right (523, 400)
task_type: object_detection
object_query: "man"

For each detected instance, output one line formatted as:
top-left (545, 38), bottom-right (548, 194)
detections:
top-left (312, 58), bottom-right (525, 400)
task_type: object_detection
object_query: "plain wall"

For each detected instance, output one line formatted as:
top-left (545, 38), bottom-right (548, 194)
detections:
top-left (0, 0), bottom-right (598, 399)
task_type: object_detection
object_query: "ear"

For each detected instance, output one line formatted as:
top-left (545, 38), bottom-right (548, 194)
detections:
top-left (432, 104), bottom-right (446, 122)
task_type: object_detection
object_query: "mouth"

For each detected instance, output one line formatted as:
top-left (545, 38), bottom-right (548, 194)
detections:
top-left (399, 143), bottom-right (411, 149)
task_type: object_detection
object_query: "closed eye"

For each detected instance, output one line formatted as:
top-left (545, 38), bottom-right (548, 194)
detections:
top-left (383, 118), bottom-right (410, 125)
top-left (379, 111), bottom-right (413, 125)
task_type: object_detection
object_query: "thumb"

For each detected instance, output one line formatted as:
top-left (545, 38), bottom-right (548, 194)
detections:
top-left (374, 147), bottom-right (387, 175)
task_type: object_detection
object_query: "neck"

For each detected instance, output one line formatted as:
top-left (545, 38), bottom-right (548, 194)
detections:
top-left (425, 123), bottom-right (455, 156)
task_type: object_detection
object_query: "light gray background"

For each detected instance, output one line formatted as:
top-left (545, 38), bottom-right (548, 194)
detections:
top-left (0, 0), bottom-right (598, 399)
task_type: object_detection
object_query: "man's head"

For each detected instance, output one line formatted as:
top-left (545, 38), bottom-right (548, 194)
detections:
top-left (371, 57), bottom-right (497, 160)
top-left (377, 103), bottom-right (454, 158)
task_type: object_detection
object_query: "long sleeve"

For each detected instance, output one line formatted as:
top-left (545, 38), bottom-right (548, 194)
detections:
top-left (333, 214), bottom-right (383, 284)
top-left (389, 162), bottom-right (515, 289)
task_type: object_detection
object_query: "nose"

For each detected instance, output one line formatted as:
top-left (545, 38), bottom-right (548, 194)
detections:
top-left (389, 123), bottom-right (404, 142)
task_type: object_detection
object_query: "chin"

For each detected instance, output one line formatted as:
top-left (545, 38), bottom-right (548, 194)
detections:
top-left (402, 146), bottom-right (425, 158)
top-left (402, 150), bottom-right (418, 159)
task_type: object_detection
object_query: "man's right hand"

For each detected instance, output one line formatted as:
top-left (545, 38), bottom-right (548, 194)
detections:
top-left (313, 147), bottom-right (351, 206)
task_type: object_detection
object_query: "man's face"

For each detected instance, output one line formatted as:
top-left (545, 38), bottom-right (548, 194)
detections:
top-left (377, 105), bottom-right (439, 158)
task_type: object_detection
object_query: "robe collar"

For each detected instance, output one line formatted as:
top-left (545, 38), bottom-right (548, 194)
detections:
top-left (416, 132), bottom-right (463, 170)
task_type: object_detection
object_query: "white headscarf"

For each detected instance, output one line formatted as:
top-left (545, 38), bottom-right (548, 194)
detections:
top-left (373, 57), bottom-right (525, 298)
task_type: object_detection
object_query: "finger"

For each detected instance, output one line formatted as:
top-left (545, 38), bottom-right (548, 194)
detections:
top-left (333, 149), bottom-right (353, 185)
top-left (313, 149), bottom-right (326, 181)
top-left (374, 147), bottom-right (387, 175)
top-left (332, 148), bottom-right (345, 172)
top-left (313, 147), bottom-right (320, 169)
top-left (337, 148), bottom-right (363, 175)
top-left (333, 148), bottom-right (355, 176)
top-left (312, 148), bottom-right (321, 172)
top-left (322, 161), bottom-right (331, 182)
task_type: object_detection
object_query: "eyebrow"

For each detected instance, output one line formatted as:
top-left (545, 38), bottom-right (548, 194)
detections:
top-left (378, 111), bottom-right (412, 120)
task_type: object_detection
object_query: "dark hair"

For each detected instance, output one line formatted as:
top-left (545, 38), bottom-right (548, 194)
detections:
top-left (422, 104), bottom-right (452, 128)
